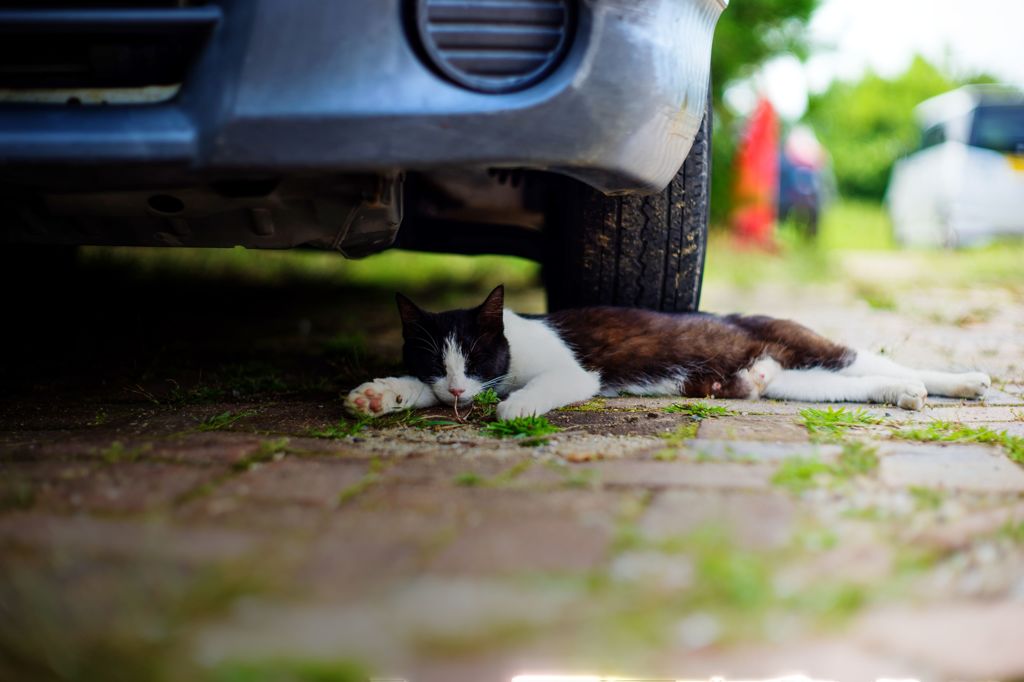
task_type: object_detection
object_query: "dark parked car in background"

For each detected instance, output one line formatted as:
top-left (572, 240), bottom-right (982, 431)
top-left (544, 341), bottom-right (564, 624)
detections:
top-left (0, 0), bottom-right (726, 312)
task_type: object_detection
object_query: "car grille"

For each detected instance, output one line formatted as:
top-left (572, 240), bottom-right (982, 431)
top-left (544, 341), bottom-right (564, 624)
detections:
top-left (0, 2), bottom-right (220, 100)
top-left (414, 0), bottom-right (574, 94)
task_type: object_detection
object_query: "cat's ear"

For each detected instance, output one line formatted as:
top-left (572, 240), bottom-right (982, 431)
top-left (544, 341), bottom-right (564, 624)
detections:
top-left (477, 284), bottom-right (505, 331)
top-left (396, 292), bottom-right (425, 327)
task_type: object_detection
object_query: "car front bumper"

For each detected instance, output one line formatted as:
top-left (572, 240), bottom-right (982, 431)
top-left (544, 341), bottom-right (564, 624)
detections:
top-left (0, 0), bottom-right (724, 195)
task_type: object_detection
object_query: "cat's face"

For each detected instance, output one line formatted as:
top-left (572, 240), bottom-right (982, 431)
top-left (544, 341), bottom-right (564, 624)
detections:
top-left (397, 285), bottom-right (510, 406)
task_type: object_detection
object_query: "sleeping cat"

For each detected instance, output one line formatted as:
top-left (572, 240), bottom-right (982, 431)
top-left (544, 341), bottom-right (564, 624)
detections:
top-left (345, 285), bottom-right (990, 419)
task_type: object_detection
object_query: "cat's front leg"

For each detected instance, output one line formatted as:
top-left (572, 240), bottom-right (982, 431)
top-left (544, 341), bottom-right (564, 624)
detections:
top-left (496, 369), bottom-right (601, 419)
top-left (345, 376), bottom-right (437, 417)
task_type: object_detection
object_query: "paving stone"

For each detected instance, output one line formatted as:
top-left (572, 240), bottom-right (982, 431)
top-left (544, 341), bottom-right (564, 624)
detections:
top-left (381, 452), bottom-right (534, 486)
top-left (1, 460), bottom-right (221, 513)
top-left (905, 404), bottom-right (1024, 423)
top-left (908, 501), bottom-right (1024, 550)
top-left (686, 439), bottom-right (842, 462)
top-left (195, 578), bottom-right (580, 673)
top-left (425, 489), bottom-right (620, 575)
top-left (697, 415), bottom-right (810, 442)
top-left (879, 443), bottom-right (1024, 492)
top-left (148, 433), bottom-right (267, 466)
top-left (215, 458), bottom-right (368, 506)
top-left (591, 459), bottom-right (776, 490)
top-left (0, 511), bottom-right (257, 563)
top-left (639, 489), bottom-right (797, 549)
top-left (547, 408), bottom-right (681, 437)
top-left (854, 602), bottom-right (1024, 680)
top-left (659, 637), bottom-right (932, 682)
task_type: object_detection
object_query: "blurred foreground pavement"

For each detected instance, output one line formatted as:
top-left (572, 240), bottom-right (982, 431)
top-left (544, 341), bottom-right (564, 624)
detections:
top-left (2, 245), bottom-right (1024, 682)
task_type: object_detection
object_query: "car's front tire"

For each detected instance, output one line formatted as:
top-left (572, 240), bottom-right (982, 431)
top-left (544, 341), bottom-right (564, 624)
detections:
top-left (544, 89), bottom-right (712, 313)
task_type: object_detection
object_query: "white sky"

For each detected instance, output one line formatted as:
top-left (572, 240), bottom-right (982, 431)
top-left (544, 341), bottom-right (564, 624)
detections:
top-left (726, 0), bottom-right (1024, 121)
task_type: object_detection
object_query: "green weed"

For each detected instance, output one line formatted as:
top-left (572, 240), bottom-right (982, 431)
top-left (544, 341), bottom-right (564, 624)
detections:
top-left (481, 416), bottom-right (560, 445)
top-left (473, 388), bottom-right (501, 419)
top-left (337, 459), bottom-right (387, 505)
top-left (771, 457), bottom-right (834, 494)
top-left (309, 416), bottom-right (371, 439)
top-left (800, 407), bottom-right (883, 441)
top-left (772, 442), bottom-right (880, 494)
top-left (663, 401), bottom-right (731, 419)
top-left (999, 520), bottom-right (1024, 543)
top-left (323, 331), bottom-right (366, 357)
top-left (99, 440), bottom-right (151, 464)
top-left (197, 410), bottom-right (256, 432)
top-left (855, 284), bottom-right (897, 311)
top-left (208, 658), bottom-right (368, 682)
top-left (558, 398), bottom-right (607, 412)
top-left (232, 438), bottom-right (290, 472)
top-left (0, 478), bottom-right (34, 511)
top-left (892, 420), bottom-right (1024, 462)
top-left (834, 441), bottom-right (880, 476)
top-left (909, 486), bottom-right (944, 511)
top-left (660, 422), bottom-right (699, 444)
top-left (453, 472), bottom-right (483, 487)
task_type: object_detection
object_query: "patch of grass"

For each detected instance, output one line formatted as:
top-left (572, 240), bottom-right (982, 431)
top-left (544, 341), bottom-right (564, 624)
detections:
top-left (232, 438), bottom-right (290, 472)
top-left (454, 459), bottom-right (535, 488)
top-left (663, 401), bottom-right (732, 419)
top-left (337, 459), bottom-right (387, 505)
top-left (999, 520), bottom-right (1024, 543)
top-left (323, 331), bottom-right (366, 357)
top-left (653, 449), bottom-right (679, 461)
top-left (82, 245), bottom-right (540, 291)
top-left (660, 421), bottom-right (699, 444)
top-left (892, 420), bottom-right (1024, 463)
top-left (772, 442), bottom-right (880, 495)
top-left (800, 407), bottom-right (883, 441)
top-left (0, 478), bottom-right (34, 511)
top-left (558, 397), bottom-right (607, 412)
top-left (453, 472), bottom-right (484, 487)
top-left (834, 441), bottom-right (880, 476)
top-left (855, 283), bottom-right (897, 311)
top-left (481, 416), bottom-right (560, 445)
top-left (99, 440), bottom-right (151, 464)
top-left (771, 457), bottom-right (834, 494)
top-left (909, 486), bottom-right (944, 511)
top-left (197, 410), bottom-right (257, 432)
top-left (308, 415), bottom-right (371, 439)
top-left (90, 409), bottom-right (109, 426)
top-left (208, 658), bottom-right (368, 682)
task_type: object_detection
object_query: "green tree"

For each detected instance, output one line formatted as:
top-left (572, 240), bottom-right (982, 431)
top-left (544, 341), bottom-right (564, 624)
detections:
top-left (709, 0), bottom-right (820, 222)
top-left (804, 56), bottom-right (959, 199)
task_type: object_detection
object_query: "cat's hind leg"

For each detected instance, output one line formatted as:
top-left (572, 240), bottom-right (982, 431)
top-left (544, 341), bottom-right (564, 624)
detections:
top-left (841, 351), bottom-right (990, 399)
top-left (762, 368), bottom-right (927, 410)
top-left (345, 376), bottom-right (438, 416)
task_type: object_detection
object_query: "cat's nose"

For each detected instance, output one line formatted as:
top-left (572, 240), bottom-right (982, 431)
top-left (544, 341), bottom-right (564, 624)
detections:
top-left (449, 388), bottom-right (465, 398)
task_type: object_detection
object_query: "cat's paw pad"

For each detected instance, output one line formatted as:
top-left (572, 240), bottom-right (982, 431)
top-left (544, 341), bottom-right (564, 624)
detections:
top-left (344, 380), bottom-right (404, 416)
top-left (892, 380), bottom-right (927, 411)
top-left (496, 397), bottom-right (545, 420)
top-left (949, 372), bottom-right (991, 399)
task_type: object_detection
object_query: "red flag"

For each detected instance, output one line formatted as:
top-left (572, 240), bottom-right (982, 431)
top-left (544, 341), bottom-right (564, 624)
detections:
top-left (732, 97), bottom-right (780, 248)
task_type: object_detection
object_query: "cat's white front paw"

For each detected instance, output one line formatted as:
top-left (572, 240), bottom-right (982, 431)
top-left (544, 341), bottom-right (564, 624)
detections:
top-left (345, 380), bottom-right (406, 416)
top-left (496, 395), bottom-right (546, 420)
top-left (885, 379), bottom-right (927, 411)
top-left (742, 357), bottom-right (782, 397)
top-left (948, 372), bottom-right (991, 399)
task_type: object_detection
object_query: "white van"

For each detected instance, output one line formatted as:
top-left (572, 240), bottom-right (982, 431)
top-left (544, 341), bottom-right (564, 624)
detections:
top-left (886, 85), bottom-right (1024, 247)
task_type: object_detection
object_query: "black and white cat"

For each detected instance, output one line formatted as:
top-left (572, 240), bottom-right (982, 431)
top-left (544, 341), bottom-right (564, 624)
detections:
top-left (345, 285), bottom-right (990, 419)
